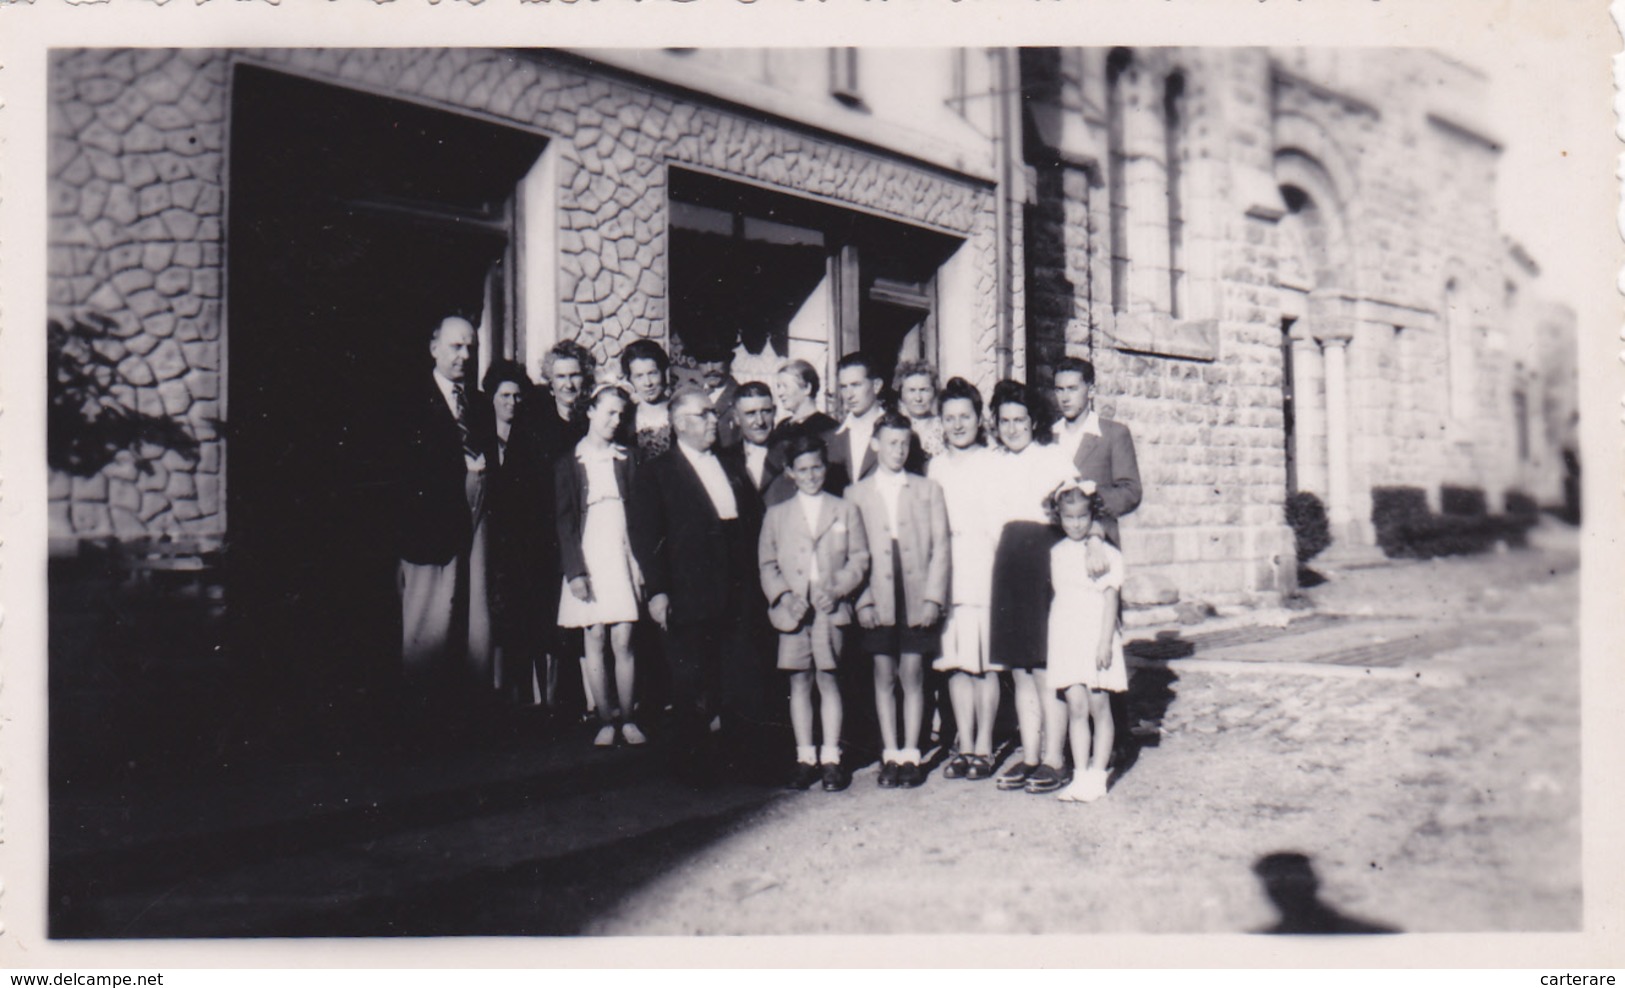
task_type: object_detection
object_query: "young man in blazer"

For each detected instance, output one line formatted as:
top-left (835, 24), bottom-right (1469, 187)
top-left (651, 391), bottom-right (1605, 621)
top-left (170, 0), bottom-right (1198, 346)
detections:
top-left (629, 385), bottom-right (762, 781)
top-left (1051, 356), bottom-right (1142, 547)
top-left (826, 352), bottom-right (925, 493)
top-left (397, 316), bottom-right (498, 703)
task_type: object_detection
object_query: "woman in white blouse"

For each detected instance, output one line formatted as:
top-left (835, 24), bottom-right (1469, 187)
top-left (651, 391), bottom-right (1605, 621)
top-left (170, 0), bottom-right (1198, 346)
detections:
top-left (983, 380), bottom-right (1073, 794)
top-left (927, 377), bottom-right (999, 780)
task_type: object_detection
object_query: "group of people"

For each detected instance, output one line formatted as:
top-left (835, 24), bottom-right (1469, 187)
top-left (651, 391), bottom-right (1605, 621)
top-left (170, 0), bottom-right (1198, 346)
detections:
top-left (399, 316), bottom-right (1141, 802)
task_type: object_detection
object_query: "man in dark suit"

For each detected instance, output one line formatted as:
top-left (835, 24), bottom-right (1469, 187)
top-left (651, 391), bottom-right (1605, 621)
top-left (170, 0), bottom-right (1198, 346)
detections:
top-left (398, 316), bottom-right (498, 700)
top-left (1050, 355), bottom-right (1142, 547)
top-left (720, 380), bottom-right (793, 507)
top-left (630, 385), bottom-right (762, 780)
top-left (827, 351), bottom-right (925, 492)
top-left (716, 379), bottom-right (793, 763)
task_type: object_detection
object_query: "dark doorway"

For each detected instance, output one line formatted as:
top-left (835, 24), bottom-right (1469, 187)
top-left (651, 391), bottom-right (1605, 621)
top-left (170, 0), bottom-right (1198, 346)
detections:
top-left (1281, 318), bottom-right (1298, 497)
top-left (227, 65), bottom-right (546, 740)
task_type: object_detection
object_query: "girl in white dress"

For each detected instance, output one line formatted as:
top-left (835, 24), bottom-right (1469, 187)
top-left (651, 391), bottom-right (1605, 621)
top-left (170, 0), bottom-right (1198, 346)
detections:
top-left (1044, 480), bottom-right (1127, 802)
top-left (556, 384), bottom-right (645, 747)
top-left (928, 377), bottom-right (999, 781)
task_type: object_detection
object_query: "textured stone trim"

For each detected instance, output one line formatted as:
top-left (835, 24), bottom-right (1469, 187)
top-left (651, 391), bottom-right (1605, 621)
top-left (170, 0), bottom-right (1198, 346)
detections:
top-left (1107, 311), bottom-right (1220, 362)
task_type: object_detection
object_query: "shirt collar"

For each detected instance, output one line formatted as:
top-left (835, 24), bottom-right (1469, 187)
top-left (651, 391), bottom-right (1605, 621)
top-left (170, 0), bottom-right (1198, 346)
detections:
top-left (432, 369), bottom-right (461, 400)
top-left (1063, 410), bottom-right (1103, 438)
top-left (846, 404), bottom-right (882, 430)
top-left (676, 439), bottom-right (717, 466)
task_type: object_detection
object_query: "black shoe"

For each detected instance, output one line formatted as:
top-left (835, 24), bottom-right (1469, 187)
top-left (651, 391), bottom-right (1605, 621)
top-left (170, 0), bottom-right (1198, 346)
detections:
top-left (897, 761), bottom-right (925, 788)
top-left (1024, 764), bottom-right (1065, 794)
top-left (942, 753), bottom-right (970, 780)
top-left (787, 762), bottom-right (821, 791)
top-left (996, 762), bottom-right (1038, 791)
top-left (821, 763), bottom-right (851, 792)
top-left (877, 760), bottom-right (901, 788)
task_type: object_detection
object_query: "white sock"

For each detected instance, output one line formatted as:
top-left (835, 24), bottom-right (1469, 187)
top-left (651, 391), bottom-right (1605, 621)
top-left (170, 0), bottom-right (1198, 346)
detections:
top-left (797, 745), bottom-right (817, 765)
top-left (901, 747), bottom-right (922, 765)
top-left (882, 747), bottom-right (902, 764)
top-left (819, 745), bottom-right (841, 766)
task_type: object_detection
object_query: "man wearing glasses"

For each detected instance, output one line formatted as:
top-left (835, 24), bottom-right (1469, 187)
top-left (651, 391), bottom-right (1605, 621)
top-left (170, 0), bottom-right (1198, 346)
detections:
top-left (630, 386), bottom-right (762, 784)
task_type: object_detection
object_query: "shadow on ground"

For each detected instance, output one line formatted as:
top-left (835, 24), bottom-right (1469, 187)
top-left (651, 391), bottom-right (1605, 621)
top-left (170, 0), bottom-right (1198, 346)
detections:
top-left (1253, 852), bottom-right (1400, 935)
top-left (50, 550), bottom-right (806, 937)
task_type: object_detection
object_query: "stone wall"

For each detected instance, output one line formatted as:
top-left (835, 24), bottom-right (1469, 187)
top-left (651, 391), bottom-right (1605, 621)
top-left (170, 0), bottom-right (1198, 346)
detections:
top-left (48, 50), bottom-right (229, 543)
top-left (1025, 46), bottom-right (1298, 607)
top-left (48, 47), bottom-right (1002, 543)
top-left (1020, 46), bottom-right (1571, 606)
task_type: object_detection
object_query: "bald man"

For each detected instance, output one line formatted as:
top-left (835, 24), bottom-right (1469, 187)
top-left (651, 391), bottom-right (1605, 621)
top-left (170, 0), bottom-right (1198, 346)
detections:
top-left (398, 316), bottom-right (499, 698)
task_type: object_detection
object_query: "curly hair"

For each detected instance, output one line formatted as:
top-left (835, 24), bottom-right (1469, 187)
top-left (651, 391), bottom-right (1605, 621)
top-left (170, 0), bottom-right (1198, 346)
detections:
top-left (891, 359), bottom-right (939, 397)
top-left (1043, 483), bottom-right (1103, 527)
top-left (988, 378), bottom-right (1055, 447)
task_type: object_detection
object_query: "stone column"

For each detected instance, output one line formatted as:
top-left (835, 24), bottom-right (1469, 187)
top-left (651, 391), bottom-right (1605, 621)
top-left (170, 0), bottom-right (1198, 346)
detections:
top-left (1322, 334), bottom-right (1353, 538)
top-left (1289, 331), bottom-right (1327, 498)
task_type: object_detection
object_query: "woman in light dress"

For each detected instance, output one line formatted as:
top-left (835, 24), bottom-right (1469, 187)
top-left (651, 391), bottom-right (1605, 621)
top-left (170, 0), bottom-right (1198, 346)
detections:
top-left (556, 384), bottom-right (646, 747)
top-left (927, 377), bottom-right (1000, 780)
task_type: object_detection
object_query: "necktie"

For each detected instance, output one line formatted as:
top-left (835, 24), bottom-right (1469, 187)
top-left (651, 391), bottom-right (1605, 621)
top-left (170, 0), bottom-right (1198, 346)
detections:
top-left (452, 383), bottom-right (478, 459)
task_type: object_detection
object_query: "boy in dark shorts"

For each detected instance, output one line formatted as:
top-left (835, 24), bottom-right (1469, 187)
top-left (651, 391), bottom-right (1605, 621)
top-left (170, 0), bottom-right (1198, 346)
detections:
top-left (849, 413), bottom-right (951, 788)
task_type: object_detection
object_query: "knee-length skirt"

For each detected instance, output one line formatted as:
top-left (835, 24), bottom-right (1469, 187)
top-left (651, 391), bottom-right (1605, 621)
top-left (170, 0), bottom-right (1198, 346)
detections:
top-left (557, 500), bottom-right (641, 628)
top-left (988, 521), bottom-right (1057, 670)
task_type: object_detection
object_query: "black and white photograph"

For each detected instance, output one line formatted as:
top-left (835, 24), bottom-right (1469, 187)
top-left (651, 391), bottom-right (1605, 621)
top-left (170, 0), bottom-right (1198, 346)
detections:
top-left (2, 0), bottom-right (1620, 969)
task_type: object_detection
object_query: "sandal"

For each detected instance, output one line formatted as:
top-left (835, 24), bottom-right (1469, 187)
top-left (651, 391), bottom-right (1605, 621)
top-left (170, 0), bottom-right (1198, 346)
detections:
top-left (964, 754), bottom-right (994, 781)
top-left (996, 761), bottom-right (1038, 791)
top-left (942, 753), bottom-right (970, 780)
top-left (1024, 765), bottom-right (1065, 794)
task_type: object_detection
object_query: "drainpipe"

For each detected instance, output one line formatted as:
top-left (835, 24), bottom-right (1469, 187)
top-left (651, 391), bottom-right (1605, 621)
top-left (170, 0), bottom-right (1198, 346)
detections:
top-left (992, 47), bottom-right (1019, 381)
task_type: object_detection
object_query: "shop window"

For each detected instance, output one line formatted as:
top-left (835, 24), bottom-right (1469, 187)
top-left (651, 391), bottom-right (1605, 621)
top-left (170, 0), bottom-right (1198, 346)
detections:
top-left (667, 169), bottom-right (960, 398)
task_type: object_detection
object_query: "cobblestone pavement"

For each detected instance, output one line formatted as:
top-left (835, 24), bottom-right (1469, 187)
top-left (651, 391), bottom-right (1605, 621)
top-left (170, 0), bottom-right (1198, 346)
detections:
top-left (51, 526), bottom-right (1580, 938)
top-left (586, 526), bottom-right (1581, 935)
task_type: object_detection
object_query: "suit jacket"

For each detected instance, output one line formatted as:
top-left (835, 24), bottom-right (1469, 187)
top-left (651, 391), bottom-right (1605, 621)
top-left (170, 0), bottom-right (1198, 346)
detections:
top-left (827, 417), bottom-right (927, 493)
top-left (758, 493), bottom-right (870, 627)
top-left (629, 442), bottom-right (762, 627)
top-left (398, 371), bottom-right (497, 566)
top-left (720, 440), bottom-right (795, 508)
top-left (1063, 416), bottom-right (1142, 546)
top-left (849, 472), bottom-right (951, 628)
top-left (554, 443), bottom-right (636, 582)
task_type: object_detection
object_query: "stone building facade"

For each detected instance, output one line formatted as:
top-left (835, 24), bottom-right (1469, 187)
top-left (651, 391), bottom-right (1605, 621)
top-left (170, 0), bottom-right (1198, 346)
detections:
top-left (1021, 47), bottom-right (1576, 605)
top-left (46, 46), bottom-right (1574, 620)
top-left (48, 46), bottom-right (1019, 551)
